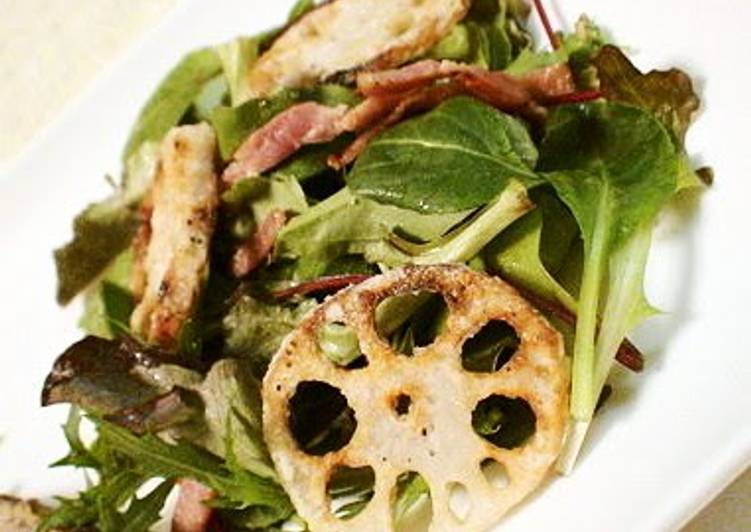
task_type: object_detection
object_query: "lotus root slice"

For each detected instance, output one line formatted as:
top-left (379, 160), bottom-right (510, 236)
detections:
top-left (262, 264), bottom-right (569, 531)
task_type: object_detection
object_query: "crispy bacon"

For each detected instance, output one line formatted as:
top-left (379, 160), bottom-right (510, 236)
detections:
top-left (225, 61), bottom-right (579, 183)
top-left (222, 102), bottom-right (348, 184)
top-left (458, 70), bottom-right (536, 111)
top-left (356, 59), bottom-right (474, 96)
top-left (172, 479), bottom-right (215, 532)
top-left (231, 209), bottom-right (289, 278)
top-left (516, 63), bottom-right (576, 102)
top-left (356, 59), bottom-right (574, 104)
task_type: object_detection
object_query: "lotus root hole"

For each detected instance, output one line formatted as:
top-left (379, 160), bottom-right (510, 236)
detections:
top-left (447, 481), bottom-right (472, 522)
top-left (326, 464), bottom-right (375, 520)
top-left (392, 471), bottom-right (433, 532)
top-left (289, 381), bottom-right (357, 455)
top-left (472, 395), bottom-right (536, 450)
top-left (375, 291), bottom-right (448, 355)
top-left (461, 320), bottom-right (520, 373)
top-left (481, 458), bottom-right (510, 489)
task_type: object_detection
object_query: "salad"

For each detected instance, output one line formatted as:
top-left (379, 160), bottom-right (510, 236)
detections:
top-left (3, 0), bottom-right (709, 530)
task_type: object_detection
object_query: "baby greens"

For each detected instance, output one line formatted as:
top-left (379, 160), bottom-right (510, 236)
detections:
top-left (538, 101), bottom-right (679, 469)
top-left (347, 96), bottom-right (539, 213)
top-left (44, 0), bottom-right (707, 528)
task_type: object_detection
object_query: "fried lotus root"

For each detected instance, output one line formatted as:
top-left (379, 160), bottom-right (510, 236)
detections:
top-left (263, 265), bottom-right (568, 531)
top-left (247, 0), bottom-right (471, 98)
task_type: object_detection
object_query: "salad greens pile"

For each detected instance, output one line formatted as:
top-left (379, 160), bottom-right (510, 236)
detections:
top-left (44, 0), bottom-right (706, 530)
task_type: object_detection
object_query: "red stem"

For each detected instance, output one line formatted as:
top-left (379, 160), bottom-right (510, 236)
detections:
top-left (507, 281), bottom-right (644, 372)
top-left (533, 0), bottom-right (562, 50)
top-left (271, 274), bottom-right (372, 300)
top-left (271, 270), bottom-right (644, 373)
top-left (548, 90), bottom-right (604, 105)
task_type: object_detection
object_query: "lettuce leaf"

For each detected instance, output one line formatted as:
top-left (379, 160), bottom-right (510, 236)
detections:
top-left (79, 249), bottom-right (135, 338)
top-left (347, 96), bottom-right (539, 213)
top-left (505, 15), bottom-right (605, 80)
top-left (483, 206), bottom-right (577, 311)
top-left (537, 102), bottom-right (679, 470)
top-left (594, 45), bottom-right (699, 143)
top-left (275, 187), bottom-right (472, 277)
top-left (54, 141), bottom-right (158, 304)
top-left (365, 181), bottom-right (533, 266)
top-left (429, 0), bottom-right (532, 69)
top-left (123, 48), bottom-right (222, 161)
top-left (222, 294), bottom-right (317, 366)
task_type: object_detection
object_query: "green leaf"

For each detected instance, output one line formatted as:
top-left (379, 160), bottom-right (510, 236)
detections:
top-left (429, 0), bottom-right (531, 69)
top-left (79, 249), bottom-right (135, 338)
top-left (98, 422), bottom-right (292, 513)
top-left (222, 294), bottom-right (317, 365)
top-left (392, 472), bottom-right (430, 526)
top-left (275, 187), bottom-right (471, 276)
top-left (537, 102), bottom-right (678, 425)
top-left (51, 406), bottom-right (99, 469)
top-left (594, 45), bottom-right (700, 144)
top-left (273, 135), bottom-right (352, 183)
top-left (182, 359), bottom-right (277, 480)
top-left (366, 181), bottom-right (533, 267)
top-left (118, 480), bottom-right (174, 532)
top-left (216, 36), bottom-right (262, 106)
top-left (347, 96), bottom-right (539, 213)
top-left (192, 74), bottom-right (229, 121)
top-left (210, 92), bottom-right (298, 160)
top-left (123, 47), bottom-right (222, 160)
top-left (505, 15), bottom-right (605, 77)
top-left (55, 142), bottom-right (158, 304)
top-left (428, 24), bottom-right (472, 60)
top-left (483, 207), bottom-right (577, 311)
top-left (223, 174), bottom-right (308, 223)
top-left (287, 0), bottom-right (317, 22)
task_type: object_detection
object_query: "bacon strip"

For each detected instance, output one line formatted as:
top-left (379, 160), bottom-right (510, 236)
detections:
top-left (172, 479), bottom-right (215, 532)
top-left (222, 102), bottom-right (348, 184)
top-left (231, 210), bottom-right (289, 278)
top-left (516, 63), bottom-right (576, 102)
top-left (356, 59), bottom-right (475, 96)
top-left (224, 61), bottom-right (578, 184)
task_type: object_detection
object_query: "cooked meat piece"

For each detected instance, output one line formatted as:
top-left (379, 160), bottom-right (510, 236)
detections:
top-left (246, 0), bottom-right (471, 97)
top-left (226, 59), bottom-right (576, 183)
top-left (231, 209), bottom-right (289, 277)
top-left (130, 123), bottom-right (219, 348)
top-left (458, 69), bottom-right (536, 110)
top-left (172, 479), bottom-right (215, 532)
top-left (356, 58), bottom-right (474, 96)
top-left (222, 102), bottom-right (347, 184)
top-left (516, 63), bottom-right (576, 102)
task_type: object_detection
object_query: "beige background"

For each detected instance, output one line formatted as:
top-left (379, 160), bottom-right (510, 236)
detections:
top-left (0, 1), bottom-right (748, 530)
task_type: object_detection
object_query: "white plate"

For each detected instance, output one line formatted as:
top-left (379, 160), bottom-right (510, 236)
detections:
top-left (1, 0), bottom-right (749, 530)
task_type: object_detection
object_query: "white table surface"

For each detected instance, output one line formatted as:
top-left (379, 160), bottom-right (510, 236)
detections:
top-left (0, 1), bottom-right (748, 530)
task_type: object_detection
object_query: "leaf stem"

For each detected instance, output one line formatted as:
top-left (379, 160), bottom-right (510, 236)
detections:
top-left (532, 0), bottom-right (562, 50)
top-left (570, 191), bottom-right (611, 420)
